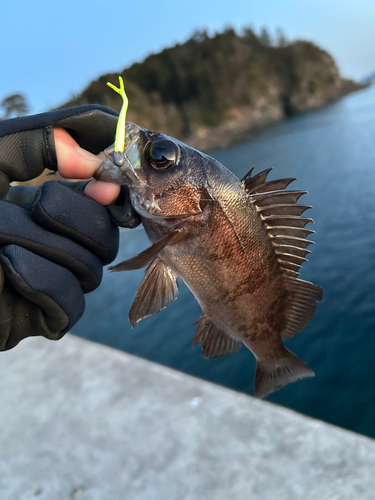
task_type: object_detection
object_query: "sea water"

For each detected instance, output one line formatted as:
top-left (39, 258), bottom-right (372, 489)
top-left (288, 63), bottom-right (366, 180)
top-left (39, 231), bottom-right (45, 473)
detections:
top-left (74, 85), bottom-right (375, 438)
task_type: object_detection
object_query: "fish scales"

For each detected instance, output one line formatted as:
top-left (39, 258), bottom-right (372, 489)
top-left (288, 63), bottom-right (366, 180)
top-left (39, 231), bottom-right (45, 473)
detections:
top-left (96, 122), bottom-right (322, 398)
top-left (144, 189), bottom-right (286, 351)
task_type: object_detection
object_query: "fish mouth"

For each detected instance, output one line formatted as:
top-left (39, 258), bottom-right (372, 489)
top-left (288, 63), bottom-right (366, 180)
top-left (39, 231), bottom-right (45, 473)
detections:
top-left (95, 122), bottom-right (144, 185)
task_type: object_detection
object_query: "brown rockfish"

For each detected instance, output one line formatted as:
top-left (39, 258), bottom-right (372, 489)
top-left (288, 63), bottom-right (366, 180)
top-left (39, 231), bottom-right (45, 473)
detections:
top-left (95, 123), bottom-right (322, 398)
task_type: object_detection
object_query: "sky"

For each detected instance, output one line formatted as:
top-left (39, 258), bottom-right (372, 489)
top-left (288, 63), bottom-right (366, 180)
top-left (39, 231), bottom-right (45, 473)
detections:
top-left (1, 0), bottom-right (375, 114)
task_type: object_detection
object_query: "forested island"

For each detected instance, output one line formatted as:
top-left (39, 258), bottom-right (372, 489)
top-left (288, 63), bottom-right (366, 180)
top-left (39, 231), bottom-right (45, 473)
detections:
top-left (62, 27), bottom-right (363, 150)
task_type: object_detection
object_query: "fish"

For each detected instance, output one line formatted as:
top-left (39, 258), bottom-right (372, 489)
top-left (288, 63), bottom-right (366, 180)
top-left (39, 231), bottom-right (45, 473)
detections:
top-left (95, 122), bottom-right (322, 398)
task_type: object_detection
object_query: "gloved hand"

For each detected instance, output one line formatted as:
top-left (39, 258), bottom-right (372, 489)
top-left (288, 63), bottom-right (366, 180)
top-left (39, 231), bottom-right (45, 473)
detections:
top-left (0, 104), bottom-right (120, 198)
top-left (0, 106), bottom-right (140, 350)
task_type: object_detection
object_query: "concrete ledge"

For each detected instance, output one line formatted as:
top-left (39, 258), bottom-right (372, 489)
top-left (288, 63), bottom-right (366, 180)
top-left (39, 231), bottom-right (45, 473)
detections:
top-left (0, 334), bottom-right (374, 500)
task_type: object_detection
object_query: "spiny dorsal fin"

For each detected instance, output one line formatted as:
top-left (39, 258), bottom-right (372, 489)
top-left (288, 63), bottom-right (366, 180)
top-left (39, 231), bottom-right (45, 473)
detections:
top-left (241, 167), bottom-right (254, 186)
top-left (252, 190), bottom-right (307, 206)
top-left (193, 314), bottom-right (241, 359)
top-left (259, 204), bottom-right (312, 217)
top-left (244, 169), bottom-right (315, 278)
top-left (275, 245), bottom-right (311, 258)
top-left (245, 168), bottom-right (322, 338)
top-left (242, 167), bottom-right (272, 191)
top-left (129, 258), bottom-right (179, 327)
top-left (109, 228), bottom-right (188, 271)
top-left (267, 227), bottom-right (315, 238)
top-left (263, 215), bottom-right (313, 228)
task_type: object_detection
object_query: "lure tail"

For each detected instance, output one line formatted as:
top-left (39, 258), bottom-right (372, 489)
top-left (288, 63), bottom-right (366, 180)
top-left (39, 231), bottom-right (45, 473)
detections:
top-left (107, 76), bottom-right (129, 166)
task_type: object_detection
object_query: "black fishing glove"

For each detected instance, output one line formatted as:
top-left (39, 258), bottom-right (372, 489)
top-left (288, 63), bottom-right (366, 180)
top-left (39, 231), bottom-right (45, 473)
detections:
top-left (0, 104), bottom-right (121, 198)
top-left (0, 106), bottom-right (139, 350)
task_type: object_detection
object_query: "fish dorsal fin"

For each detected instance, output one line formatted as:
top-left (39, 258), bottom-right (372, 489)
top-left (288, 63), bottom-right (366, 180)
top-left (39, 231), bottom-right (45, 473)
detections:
top-left (244, 168), bottom-right (322, 337)
top-left (242, 167), bottom-right (272, 190)
top-left (193, 314), bottom-right (241, 359)
top-left (244, 168), bottom-right (314, 277)
top-left (129, 258), bottom-right (179, 327)
top-left (109, 228), bottom-right (188, 272)
top-left (281, 278), bottom-right (323, 338)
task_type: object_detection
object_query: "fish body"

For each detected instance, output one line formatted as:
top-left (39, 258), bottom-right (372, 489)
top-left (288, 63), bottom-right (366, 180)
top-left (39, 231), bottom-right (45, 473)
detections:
top-left (96, 123), bottom-right (322, 398)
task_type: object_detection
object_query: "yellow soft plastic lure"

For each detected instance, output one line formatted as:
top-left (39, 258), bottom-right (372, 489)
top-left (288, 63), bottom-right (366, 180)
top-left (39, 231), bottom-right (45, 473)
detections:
top-left (107, 76), bottom-right (129, 167)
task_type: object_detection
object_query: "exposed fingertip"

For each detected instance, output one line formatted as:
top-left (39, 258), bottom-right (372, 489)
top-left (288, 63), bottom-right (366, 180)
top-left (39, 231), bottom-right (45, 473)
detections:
top-left (84, 180), bottom-right (121, 206)
top-left (54, 127), bottom-right (102, 179)
top-left (75, 146), bottom-right (102, 165)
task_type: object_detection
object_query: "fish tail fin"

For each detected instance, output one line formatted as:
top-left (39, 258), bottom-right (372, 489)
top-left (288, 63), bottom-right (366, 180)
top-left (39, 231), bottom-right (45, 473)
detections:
top-left (254, 348), bottom-right (314, 399)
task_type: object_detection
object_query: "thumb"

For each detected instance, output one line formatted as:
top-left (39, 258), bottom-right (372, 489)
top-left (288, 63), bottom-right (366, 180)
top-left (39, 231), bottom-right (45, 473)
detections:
top-left (53, 127), bottom-right (120, 205)
top-left (54, 126), bottom-right (101, 179)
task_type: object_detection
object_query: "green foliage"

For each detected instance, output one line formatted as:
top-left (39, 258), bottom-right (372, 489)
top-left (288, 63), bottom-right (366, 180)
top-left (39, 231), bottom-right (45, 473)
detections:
top-left (61, 27), bottom-right (359, 143)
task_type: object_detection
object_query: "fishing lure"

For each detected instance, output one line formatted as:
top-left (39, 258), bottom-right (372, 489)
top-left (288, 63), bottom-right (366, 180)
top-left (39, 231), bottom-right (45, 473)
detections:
top-left (107, 76), bottom-right (129, 167)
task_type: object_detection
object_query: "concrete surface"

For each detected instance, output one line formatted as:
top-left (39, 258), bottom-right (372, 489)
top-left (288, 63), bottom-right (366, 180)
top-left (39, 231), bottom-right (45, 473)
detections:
top-left (0, 334), bottom-right (374, 500)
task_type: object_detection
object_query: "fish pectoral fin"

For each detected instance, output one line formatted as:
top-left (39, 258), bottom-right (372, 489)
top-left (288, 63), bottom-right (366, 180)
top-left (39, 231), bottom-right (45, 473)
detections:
top-left (254, 348), bottom-right (314, 399)
top-left (109, 228), bottom-right (188, 272)
top-left (129, 258), bottom-right (179, 327)
top-left (193, 315), bottom-right (241, 359)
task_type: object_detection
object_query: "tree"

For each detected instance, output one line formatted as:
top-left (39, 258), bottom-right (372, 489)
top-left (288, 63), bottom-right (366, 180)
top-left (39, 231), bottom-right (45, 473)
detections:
top-left (242, 27), bottom-right (260, 45)
top-left (276, 28), bottom-right (289, 48)
top-left (192, 29), bottom-right (209, 43)
top-left (0, 93), bottom-right (29, 119)
top-left (259, 27), bottom-right (272, 47)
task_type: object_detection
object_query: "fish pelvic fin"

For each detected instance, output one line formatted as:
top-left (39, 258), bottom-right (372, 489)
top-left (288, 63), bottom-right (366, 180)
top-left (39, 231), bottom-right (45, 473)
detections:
top-left (254, 348), bottom-right (314, 399)
top-left (129, 258), bottom-right (179, 327)
top-left (193, 314), bottom-right (241, 359)
top-left (109, 228), bottom-right (188, 272)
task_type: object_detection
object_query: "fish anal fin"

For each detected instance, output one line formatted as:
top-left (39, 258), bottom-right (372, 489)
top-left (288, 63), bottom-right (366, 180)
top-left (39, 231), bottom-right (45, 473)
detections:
top-left (109, 228), bottom-right (188, 272)
top-left (129, 258), bottom-right (179, 327)
top-left (193, 315), bottom-right (241, 359)
top-left (254, 348), bottom-right (314, 398)
top-left (281, 278), bottom-right (323, 339)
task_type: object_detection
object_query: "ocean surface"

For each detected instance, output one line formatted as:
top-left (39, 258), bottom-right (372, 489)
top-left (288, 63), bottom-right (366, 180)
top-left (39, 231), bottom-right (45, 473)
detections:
top-left (74, 85), bottom-right (375, 439)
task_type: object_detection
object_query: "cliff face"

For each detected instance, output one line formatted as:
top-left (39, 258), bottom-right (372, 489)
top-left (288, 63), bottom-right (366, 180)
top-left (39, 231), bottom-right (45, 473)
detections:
top-left (61, 29), bottom-right (363, 150)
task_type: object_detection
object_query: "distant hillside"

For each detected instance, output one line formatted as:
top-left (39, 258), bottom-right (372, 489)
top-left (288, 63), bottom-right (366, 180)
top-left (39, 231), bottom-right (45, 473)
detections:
top-left (61, 28), bottom-right (364, 150)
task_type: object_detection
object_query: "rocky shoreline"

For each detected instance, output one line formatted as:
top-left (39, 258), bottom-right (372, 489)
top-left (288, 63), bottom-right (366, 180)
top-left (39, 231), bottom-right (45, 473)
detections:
top-left (186, 79), bottom-right (364, 151)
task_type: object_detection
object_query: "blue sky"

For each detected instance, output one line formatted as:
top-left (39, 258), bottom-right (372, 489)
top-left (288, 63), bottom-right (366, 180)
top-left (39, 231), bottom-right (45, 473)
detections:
top-left (1, 0), bottom-right (374, 114)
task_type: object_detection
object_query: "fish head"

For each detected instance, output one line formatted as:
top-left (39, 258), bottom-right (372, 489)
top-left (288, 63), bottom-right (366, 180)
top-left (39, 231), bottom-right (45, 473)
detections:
top-left (96, 123), bottom-right (217, 220)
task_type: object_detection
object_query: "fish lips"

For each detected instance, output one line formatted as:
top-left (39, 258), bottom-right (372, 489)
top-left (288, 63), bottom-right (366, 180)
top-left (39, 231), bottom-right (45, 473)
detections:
top-left (95, 122), bottom-right (145, 185)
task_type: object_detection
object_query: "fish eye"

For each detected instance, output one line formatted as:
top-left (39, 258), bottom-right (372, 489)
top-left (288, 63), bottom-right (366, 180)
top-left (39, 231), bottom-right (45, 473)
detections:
top-left (146, 139), bottom-right (179, 171)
